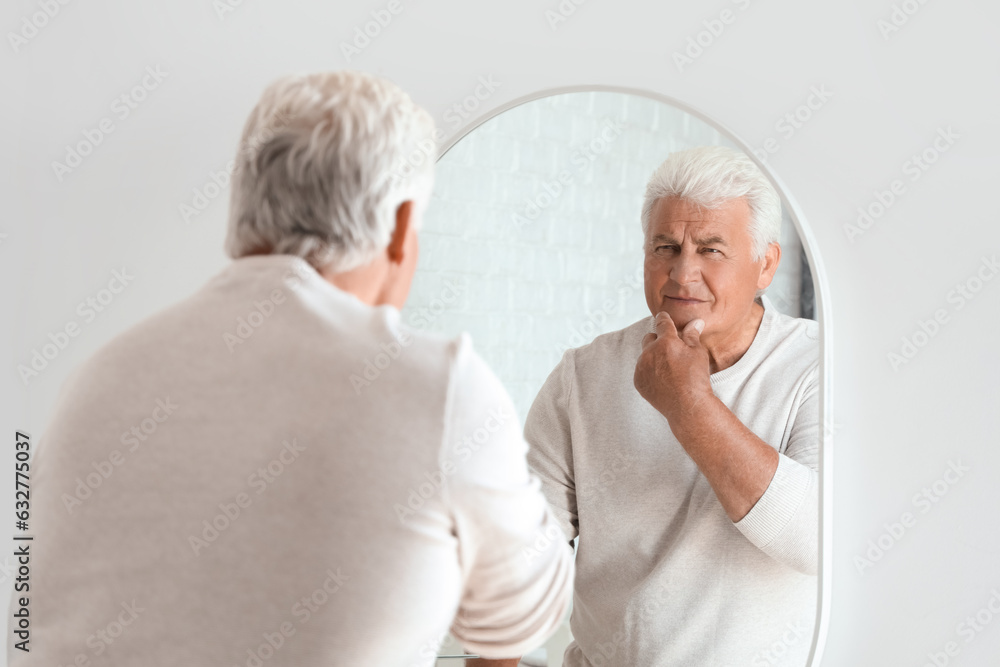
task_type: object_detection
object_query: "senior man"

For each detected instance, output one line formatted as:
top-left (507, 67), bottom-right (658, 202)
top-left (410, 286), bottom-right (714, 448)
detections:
top-left (491, 146), bottom-right (820, 667)
top-left (13, 71), bottom-right (573, 665)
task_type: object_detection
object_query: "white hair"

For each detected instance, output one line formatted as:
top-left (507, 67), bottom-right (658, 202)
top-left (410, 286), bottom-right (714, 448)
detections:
top-left (225, 70), bottom-right (437, 273)
top-left (640, 145), bottom-right (781, 262)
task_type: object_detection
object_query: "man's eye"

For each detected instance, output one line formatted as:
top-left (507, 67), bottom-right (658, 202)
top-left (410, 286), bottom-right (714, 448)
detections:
top-left (702, 248), bottom-right (720, 254)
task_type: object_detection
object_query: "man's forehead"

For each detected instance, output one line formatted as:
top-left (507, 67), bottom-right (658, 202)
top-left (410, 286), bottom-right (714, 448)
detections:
top-left (647, 197), bottom-right (750, 240)
top-left (647, 217), bottom-right (735, 242)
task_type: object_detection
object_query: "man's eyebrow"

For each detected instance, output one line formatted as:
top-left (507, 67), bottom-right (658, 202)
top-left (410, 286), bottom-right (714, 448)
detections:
top-left (694, 235), bottom-right (728, 247)
top-left (649, 233), bottom-right (728, 246)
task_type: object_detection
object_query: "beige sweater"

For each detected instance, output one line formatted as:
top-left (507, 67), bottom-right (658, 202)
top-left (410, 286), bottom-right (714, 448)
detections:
top-left (525, 294), bottom-right (819, 667)
top-left (14, 254), bottom-right (572, 666)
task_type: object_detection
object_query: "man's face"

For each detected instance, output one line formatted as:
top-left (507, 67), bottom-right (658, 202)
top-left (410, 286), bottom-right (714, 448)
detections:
top-left (643, 195), bottom-right (779, 340)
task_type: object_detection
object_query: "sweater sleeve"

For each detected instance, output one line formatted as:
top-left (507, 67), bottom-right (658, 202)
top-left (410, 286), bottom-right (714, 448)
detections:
top-left (443, 334), bottom-right (574, 658)
top-left (733, 362), bottom-right (819, 575)
top-left (523, 349), bottom-right (579, 544)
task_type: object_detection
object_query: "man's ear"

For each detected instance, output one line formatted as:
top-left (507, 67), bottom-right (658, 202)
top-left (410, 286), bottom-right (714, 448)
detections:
top-left (756, 242), bottom-right (781, 291)
top-left (387, 200), bottom-right (414, 265)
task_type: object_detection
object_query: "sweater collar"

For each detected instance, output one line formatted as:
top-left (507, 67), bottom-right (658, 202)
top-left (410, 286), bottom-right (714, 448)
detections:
top-left (226, 253), bottom-right (318, 279)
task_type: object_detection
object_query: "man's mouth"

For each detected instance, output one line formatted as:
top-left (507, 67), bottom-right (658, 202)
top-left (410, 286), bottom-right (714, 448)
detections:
top-left (666, 296), bottom-right (705, 305)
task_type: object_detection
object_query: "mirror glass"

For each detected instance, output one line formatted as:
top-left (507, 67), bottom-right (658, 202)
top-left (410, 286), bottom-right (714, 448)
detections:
top-left (402, 90), bottom-right (819, 667)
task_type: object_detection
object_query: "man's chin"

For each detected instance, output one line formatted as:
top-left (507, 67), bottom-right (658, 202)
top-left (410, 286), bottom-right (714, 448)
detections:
top-left (659, 302), bottom-right (708, 330)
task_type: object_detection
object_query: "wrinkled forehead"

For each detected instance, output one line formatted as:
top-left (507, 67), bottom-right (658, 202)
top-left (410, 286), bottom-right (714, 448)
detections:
top-left (645, 196), bottom-right (752, 244)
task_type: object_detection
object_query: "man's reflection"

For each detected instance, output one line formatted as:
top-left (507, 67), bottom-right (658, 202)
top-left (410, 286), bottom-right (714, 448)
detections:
top-left (522, 146), bottom-right (819, 666)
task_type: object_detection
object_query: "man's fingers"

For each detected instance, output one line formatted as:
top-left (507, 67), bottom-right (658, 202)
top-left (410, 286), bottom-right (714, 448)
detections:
top-left (680, 319), bottom-right (705, 347)
top-left (645, 313), bottom-right (703, 350)
top-left (654, 310), bottom-right (678, 338)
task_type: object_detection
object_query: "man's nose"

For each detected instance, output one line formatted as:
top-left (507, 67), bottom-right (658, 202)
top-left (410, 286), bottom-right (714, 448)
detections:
top-left (669, 251), bottom-right (701, 284)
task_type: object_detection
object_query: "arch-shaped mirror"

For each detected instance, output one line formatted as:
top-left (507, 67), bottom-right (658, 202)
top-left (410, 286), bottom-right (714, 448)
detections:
top-left (404, 88), bottom-right (826, 667)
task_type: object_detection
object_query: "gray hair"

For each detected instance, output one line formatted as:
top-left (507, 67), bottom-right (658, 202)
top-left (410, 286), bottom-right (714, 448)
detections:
top-left (225, 70), bottom-right (437, 273)
top-left (640, 145), bottom-right (781, 262)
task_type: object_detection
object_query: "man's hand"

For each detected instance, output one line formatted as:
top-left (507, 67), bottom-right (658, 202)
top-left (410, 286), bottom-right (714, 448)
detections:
top-left (633, 310), bottom-right (779, 522)
top-left (633, 311), bottom-right (713, 433)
